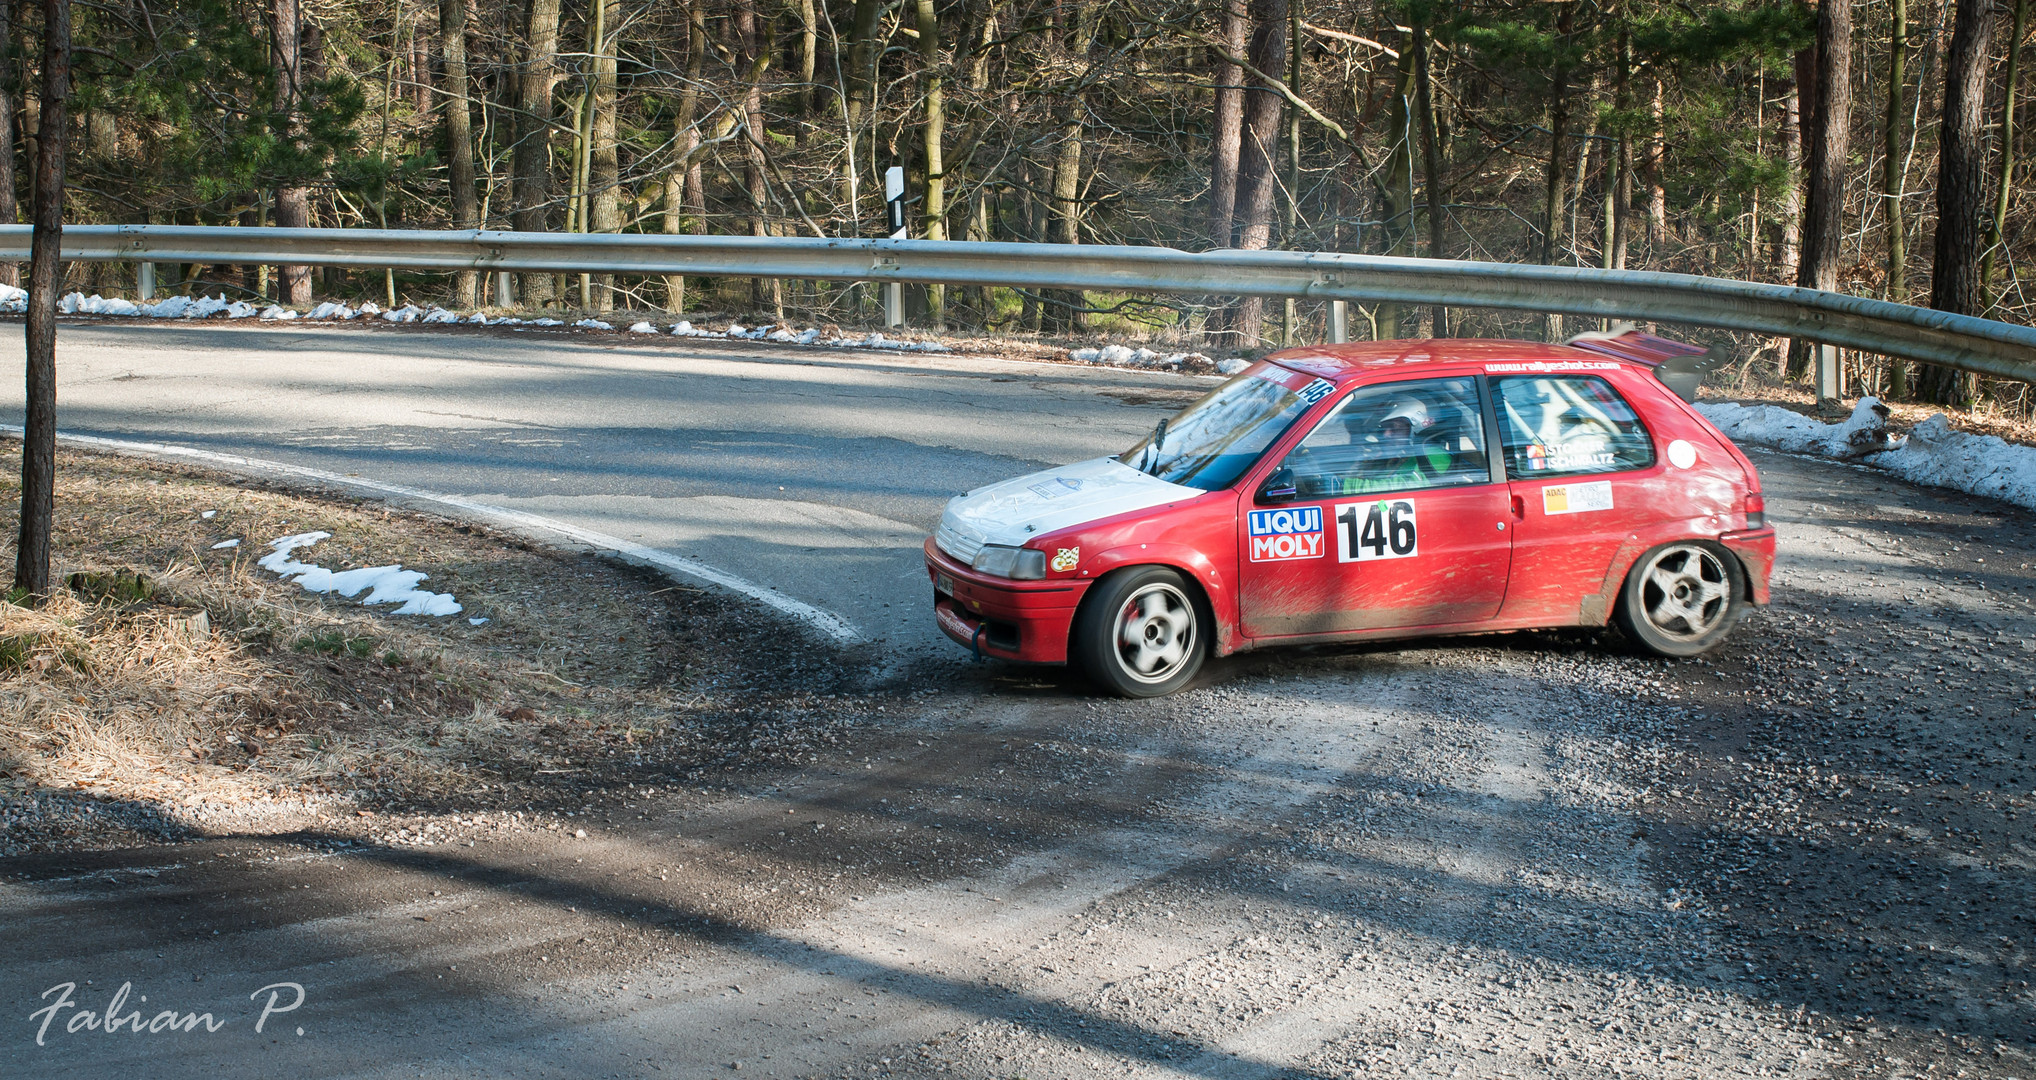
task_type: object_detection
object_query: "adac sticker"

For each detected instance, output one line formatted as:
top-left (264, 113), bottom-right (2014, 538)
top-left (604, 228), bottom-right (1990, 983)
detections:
top-left (1247, 506), bottom-right (1324, 562)
top-left (1050, 546), bottom-right (1080, 572)
top-left (1541, 480), bottom-right (1615, 515)
top-left (1028, 476), bottom-right (1085, 500)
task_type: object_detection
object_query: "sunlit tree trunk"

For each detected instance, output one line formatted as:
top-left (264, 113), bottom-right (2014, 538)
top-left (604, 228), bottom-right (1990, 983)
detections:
top-left (588, 0), bottom-right (619, 311)
top-left (663, 2), bottom-right (705, 311)
top-left (1541, 2), bottom-right (1575, 339)
top-left (1376, 34), bottom-right (1417, 339)
top-left (513, 0), bottom-right (563, 304)
top-left (441, 0), bottom-right (478, 308)
top-left (1980, 0), bottom-right (2028, 309)
top-left (1206, 0), bottom-right (1247, 250)
top-left (272, 0), bottom-right (313, 307)
top-left (1230, 0), bottom-right (1287, 343)
top-left (914, 0), bottom-right (945, 324)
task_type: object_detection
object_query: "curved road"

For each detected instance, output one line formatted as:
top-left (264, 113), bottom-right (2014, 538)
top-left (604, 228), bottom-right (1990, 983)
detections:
top-left (3, 321), bottom-right (2033, 1079)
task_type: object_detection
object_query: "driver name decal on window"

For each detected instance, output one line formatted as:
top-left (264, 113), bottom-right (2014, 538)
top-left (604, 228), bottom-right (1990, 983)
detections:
top-left (1541, 480), bottom-right (1615, 515)
top-left (1247, 507), bottom-right (1324, 562)
top-left (1335, 499), bottom-right (1418, 562)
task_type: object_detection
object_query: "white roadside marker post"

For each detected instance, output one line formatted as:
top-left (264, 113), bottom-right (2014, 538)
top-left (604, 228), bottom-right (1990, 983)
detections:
top-left (884, 166), bottom-right (906, 329)
top-left (137, 261), bottom-right (155, 301)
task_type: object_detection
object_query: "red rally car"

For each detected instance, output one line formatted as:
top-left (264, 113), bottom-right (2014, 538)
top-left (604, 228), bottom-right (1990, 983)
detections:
top-left (924, 331), bottom-right (1775, 697)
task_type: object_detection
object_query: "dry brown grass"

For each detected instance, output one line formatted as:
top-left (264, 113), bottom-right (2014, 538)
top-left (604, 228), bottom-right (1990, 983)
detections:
top-left (0, 440), bottom-right (794, 822)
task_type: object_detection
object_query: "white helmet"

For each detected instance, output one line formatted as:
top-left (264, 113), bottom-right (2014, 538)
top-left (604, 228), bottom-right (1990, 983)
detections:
top-left (1379, 398), bottom-right (1432, 432)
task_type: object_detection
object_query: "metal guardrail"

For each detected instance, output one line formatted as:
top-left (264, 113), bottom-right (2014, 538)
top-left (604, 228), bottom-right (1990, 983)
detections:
top-left (9, 223), bottom-right (2035, 384)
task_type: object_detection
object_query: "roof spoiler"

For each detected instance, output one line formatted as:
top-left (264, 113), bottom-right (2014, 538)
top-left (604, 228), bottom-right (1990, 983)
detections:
top-left (1563, 325), bottom-right (1733, 404)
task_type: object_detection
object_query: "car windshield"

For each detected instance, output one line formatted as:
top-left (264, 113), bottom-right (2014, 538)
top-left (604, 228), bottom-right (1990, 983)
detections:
top-left (1122, 369), bottom-right (1318, 490)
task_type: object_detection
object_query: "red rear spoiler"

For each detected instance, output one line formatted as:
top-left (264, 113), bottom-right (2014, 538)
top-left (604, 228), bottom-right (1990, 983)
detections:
top-left (1565, 326), bottom-right (1730, 403)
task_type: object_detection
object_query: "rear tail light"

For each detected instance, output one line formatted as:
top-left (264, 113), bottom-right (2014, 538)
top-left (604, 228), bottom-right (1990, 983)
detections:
top-left (1745, 492), bottom-right (1765, 529)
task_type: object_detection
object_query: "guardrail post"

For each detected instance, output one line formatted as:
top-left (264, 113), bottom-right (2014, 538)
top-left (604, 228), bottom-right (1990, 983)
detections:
top-left (1815, 343), bottom-right (1841, 401)
top-left (1328, 300), bottom-right (1349, 344)
top-left (495, 271), bottom-right (513, 307)
top-left (137, 262), bottom-right (155, 301)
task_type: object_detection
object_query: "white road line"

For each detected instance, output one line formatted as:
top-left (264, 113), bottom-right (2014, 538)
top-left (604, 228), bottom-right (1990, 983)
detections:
top-left (3, 424), bottom-right (864, 643)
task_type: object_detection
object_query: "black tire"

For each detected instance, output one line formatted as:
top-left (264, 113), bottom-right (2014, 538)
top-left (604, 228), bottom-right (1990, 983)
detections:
top-left (1614, 540), bottom-right (1744, 657)
top-left (1074, 567), bottom-right (1206, 697)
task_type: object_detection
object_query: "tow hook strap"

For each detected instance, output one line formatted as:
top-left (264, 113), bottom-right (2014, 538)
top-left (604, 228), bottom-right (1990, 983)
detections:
top-left (970, 624), bottom-right (987, 663)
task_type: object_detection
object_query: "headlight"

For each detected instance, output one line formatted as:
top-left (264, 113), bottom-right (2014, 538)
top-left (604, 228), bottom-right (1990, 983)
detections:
top-left (971, 544), bottom-right (1046, 580)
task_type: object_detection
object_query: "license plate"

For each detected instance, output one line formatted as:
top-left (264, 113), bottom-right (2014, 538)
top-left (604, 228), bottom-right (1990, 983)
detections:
top-left (936, 572), bottom-right (956, 596)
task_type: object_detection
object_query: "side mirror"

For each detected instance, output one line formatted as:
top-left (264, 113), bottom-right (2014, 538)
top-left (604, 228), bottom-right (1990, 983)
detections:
top-left (1255, 466), bottom-right (1298, 505)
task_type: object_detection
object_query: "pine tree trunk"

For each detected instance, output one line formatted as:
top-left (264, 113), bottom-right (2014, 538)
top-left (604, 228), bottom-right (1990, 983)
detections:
top-left (1206, 0), bottom-right (1247, 249)
top-left (513, 0), bottom-right (562, 305)
top-left (842, 0), bottom-right (884, 231)
top-left (1645, 76), bottom-right (1666, 251)
top-left (1779, 78), bottom-right (1802, 285)
top-left (15, 0), bottom-right (67, 598)
top-left (1042, 7), bottom-right (1097, 333)
top-left (1980, 0), bottom-right (2028, 308)
top-left (588, 0), bottom-right (619, 311)
top-left (1541, 2), bottom-right (1575, 339)
top-left (1792, 0), bottom-right (1851, 380)
top-left (914, 0), bottom-right (946, 324)
top-left (1918, 0), bottom-right (1997, 407)
top-left (0, 3), bottom-right (22, 287)
top-left (1376, 35), bottom-right (1417, 339)
top-left (663, 2), bottom-right (704, 311)
top-left (1413, 13), bottom-right (1446, 333)
top-left (734, 2), bottom-right (780, 315)
top-left (1610, 24), bottom-right (1631, 270)
top-left (1884, 0), bottom-right (1909, 302)
top-left (1229, 0), bottom-right (1287, 344)
top-left (272, 0), bottom-right (313, 307)
top-left (441, 0), bottom-right (478, 307)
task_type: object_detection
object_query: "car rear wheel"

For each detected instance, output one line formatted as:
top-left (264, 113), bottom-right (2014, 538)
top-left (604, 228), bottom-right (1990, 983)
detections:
top-left (1615, 540), bottom-right (1742, 657)
top-left (1075, 567), bottom-right (1205, 697)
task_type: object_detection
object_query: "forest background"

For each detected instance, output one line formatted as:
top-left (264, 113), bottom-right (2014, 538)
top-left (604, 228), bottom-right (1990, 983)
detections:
top-left (11, 0), bottom-right (2034, 409)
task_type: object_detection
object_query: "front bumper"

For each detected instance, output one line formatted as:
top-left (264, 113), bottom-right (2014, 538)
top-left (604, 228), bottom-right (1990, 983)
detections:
top-left (1718, 527), bottom-right (1776, 605)
top-left (924, 538), bottom-right (1088, 663)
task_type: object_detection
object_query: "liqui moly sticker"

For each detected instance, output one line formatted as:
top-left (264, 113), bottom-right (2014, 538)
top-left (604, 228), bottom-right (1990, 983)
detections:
top-left (1541, 480), bottom-right (1615, 515)
top-left (1247, 506), bottom-right (1325, 562)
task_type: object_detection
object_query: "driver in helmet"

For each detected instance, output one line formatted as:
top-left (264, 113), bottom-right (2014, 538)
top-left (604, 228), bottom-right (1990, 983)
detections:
top-left (1340, 397), bottom-right (1454, 494)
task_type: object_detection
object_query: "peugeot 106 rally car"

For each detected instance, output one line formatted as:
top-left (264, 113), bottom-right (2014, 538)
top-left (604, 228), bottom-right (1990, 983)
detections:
top-left (924, 331), bottom-right (1775, 696)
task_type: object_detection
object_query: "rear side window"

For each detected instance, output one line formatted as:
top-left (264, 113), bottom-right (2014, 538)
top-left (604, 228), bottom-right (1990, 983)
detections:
top-left (1491, 374), bottom-right (1655, 479)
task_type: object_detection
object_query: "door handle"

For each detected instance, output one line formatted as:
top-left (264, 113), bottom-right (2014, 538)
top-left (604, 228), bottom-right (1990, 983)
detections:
top-left (1509, 494), bottom-right (1526, 520)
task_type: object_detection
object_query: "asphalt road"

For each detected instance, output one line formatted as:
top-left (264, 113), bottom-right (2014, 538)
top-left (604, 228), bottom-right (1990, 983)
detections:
top-left (2, 321), bottom-right (2032, 1079)
top-left (0, 321), bottom-right (1202, 666)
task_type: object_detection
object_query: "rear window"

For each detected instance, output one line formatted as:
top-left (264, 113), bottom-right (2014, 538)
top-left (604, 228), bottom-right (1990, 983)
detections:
top-left (1491, 374), bottom-right (1654, 479)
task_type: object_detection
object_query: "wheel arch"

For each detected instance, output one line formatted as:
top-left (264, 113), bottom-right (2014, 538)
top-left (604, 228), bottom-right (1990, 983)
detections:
top-left (1072, 549), bottom-right (1233, 657)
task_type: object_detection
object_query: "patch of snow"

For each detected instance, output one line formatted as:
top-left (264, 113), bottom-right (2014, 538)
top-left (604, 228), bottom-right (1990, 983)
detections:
top-left (306, 301), bottom-right (356, 320)
top-left (0, 283), bottom-right (25, 312)
top-left (1069, 348), bottom-right (1101, 362)
top-left (186, 295), bottom-right (232, 319)
top-left (257, 531), bottom-right (462, 616)
top-left (62, 292), bottom-right (145, 316)
top-left (200, 510), bottom-right (218, 520)
top-left (381, 304), bottom-right (424, 323)
top-left (211, 538), bottom-right (241, 549)
top-left (422, 307), bottom-right (461, 324)
top-left (259, 305), bottom-right (300, 320)
top-left (670, 320), bottom-right (722, 337)
top-left (627, 321), bottom-right (658, 334)
top-left (1698, 395), bottom-right (2036, 513)
top-left (468, 617), bottom-right (489, 626)
top-left (531, 317), bottom-right (564, 326)
top-left (358, 302), bottom-right (383, 316)
top-left (573, 318), bottom-right (614, 330)
top-left (224, 301), bottom-right (260, 319)
top-left (1216, 358), bottom-right (1251, 375)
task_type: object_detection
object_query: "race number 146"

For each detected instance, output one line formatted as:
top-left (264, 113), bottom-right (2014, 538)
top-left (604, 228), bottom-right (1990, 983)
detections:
top-left (1335, 499), bottom-right (1418, 562)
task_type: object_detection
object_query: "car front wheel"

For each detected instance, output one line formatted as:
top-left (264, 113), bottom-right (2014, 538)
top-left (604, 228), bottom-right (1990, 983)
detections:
top-left (1075, 567), bottom-right (1206, 697)
top-left (1615, 540), bottom-right (1743, 657)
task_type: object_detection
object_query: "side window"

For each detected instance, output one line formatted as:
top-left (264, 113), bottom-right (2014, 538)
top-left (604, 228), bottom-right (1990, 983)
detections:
top-left (1491, 374), bottom-right (1655, 479)
top-left (1276, 377), bottom-right (1491, 498)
